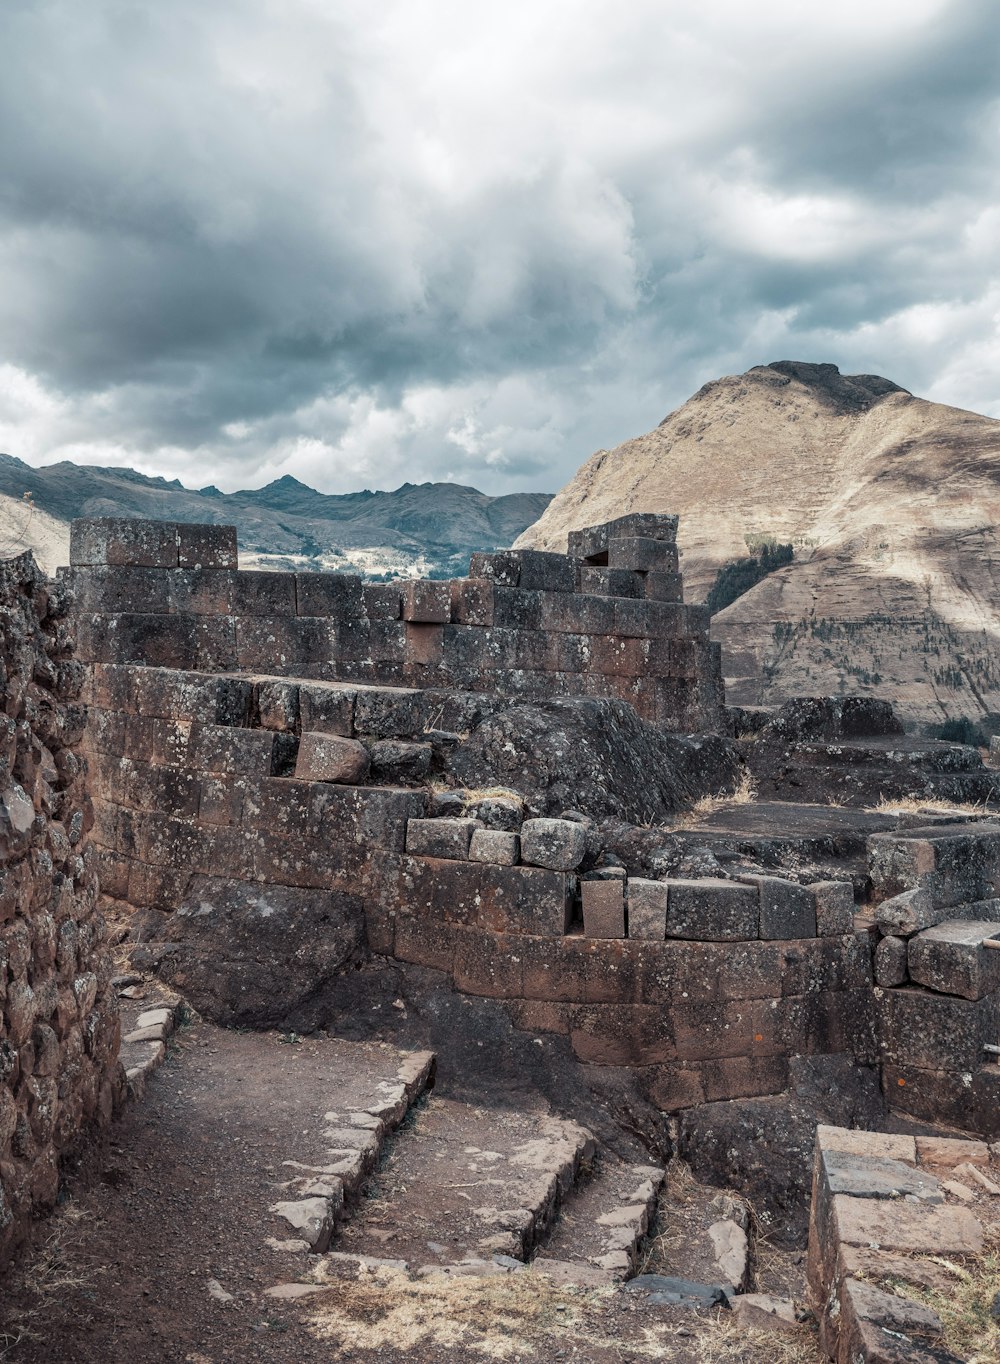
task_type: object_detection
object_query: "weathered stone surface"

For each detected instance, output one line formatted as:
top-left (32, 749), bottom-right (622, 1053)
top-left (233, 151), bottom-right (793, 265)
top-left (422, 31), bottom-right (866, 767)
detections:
top-left (469, 829), bottom-right (520, 866)
top-left (520, 819), bottom-right (587, 872)
top-left (146, 875), bottom-right (366, 1027)
top-left (821, 1150), bottom-right (942, 1203)
top-left (740, 874), bottom-right (817, 939)
top-left (406, 818), bottom-right (481, 861)
top-left (810, 880), bottom-right (855, 936)
top-left (876, 886), bottom-right (939, 937)
top-left (874, 935), bottom-right (909, 986)
top-left (582, 880), bottom-right (625, 939)
top-left (295, 733), bottom-right (370, 784)
top-left (627, 879), bottom-right (668, 940)
top-left (908, 920), bottom-right (1000, 999)
top-left (665, 878), bottom-right (759, 941)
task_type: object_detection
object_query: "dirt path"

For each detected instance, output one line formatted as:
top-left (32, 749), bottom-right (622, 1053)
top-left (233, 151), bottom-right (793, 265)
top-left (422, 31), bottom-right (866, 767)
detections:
top-left (0, 1017), bottom-right (820, 1364)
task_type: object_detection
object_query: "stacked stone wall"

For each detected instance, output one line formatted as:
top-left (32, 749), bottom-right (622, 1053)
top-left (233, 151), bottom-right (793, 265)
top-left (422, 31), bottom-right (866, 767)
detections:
top-left (85, 660), bottom-right (877, 1109)
top-left (66, 515), bottom-right (724, 734)
top-left (0, 553), bottom-right (122, 1269)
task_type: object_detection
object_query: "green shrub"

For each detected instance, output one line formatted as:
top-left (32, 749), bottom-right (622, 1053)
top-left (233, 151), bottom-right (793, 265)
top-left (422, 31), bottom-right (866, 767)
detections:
top-left (707, 541), bottom-right (793, 616)
top-left (935, 717), bottom-right (989, 747)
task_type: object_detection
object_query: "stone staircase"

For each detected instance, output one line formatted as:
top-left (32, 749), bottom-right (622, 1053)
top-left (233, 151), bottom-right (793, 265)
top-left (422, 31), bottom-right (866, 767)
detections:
top-left (328, 1092), bottom-right (595, 1271)
top-left (532, 1154), bottom-right (665, 1282)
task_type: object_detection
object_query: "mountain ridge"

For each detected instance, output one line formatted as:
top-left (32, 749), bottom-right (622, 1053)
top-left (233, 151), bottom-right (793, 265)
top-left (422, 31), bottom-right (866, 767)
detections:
top-left (0, 454), bottom-right (552, 578)
top-left (517, 361), bottom-right (1000, 727)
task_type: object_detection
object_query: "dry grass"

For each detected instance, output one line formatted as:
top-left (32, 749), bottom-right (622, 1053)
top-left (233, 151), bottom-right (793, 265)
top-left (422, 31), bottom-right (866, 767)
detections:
top-left (460, 787), bottom-right (526, 810)
top-left (302, 1261), bottom-right (823, 1361)
top-left (0, 1203), bottom-right (103, 1355)
top-left (884, 1235), bottom-right (1000, 1364)
top-left (674, 770), bottom-right (758, 828)
top-left (868, 794), bottom-right (997, 818)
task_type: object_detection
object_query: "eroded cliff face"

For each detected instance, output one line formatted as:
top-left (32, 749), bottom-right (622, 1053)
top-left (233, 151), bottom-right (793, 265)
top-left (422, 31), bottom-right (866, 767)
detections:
top-left (0, 553), bottom-right (122, 1268)
top-left (517, 362), bottom-right (1000, 725)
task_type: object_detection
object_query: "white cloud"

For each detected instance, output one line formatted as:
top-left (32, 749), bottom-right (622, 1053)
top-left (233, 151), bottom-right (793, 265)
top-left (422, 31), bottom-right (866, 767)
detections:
top-left (0, 0), bottom-right (996, 494)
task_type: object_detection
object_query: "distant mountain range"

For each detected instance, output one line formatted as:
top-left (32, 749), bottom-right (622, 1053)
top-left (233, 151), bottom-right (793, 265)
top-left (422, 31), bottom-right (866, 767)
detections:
top-left (518, 360), bottom-right (1000, 729)
top-left (0, 455), bottom-right (552, 578)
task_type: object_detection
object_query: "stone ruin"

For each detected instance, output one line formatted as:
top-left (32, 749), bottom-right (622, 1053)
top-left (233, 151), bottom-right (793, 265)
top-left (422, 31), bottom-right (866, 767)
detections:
top-left (1, 509), bottom-right (999, 1357)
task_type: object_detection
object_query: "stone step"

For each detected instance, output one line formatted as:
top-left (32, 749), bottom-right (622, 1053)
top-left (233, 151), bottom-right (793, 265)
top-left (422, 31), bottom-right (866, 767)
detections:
top-left (532, 1154), bottom-right (664, 1281)
top-left (267, 1039), bottom-right (435, 1254)
top-left (331, 1093), bottom-right (594, 1269)
top-left (792, 739), bottom-right (986, 775)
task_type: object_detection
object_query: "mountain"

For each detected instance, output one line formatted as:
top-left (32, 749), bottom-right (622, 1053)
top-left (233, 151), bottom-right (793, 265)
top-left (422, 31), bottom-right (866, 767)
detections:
top-left (517, 361), bottom-right (1000, 729)
top-left (0, 456), bottom-right (552, 579)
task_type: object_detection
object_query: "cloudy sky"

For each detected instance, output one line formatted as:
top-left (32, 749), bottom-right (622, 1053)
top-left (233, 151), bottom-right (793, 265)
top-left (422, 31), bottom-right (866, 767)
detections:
top-left (0, 0), bottom-right (998, 497)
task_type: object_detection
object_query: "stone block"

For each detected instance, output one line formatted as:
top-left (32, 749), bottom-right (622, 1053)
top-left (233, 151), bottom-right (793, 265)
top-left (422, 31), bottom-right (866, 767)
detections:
top-left (404, 623), bottom-right (444, 666)
top-left (513, 550), bottom-right (578, 594)
top-left (643, 570), bottom-right (683, 602)
top-left (369, 740), bottom-right (432, 783)
top-left (401, 580), bottom-right (451, 624)
top-left (869, 824), bottom-right (1000, 909)
top-left (450, 579), bottom-right (495, 626)
top-left (491, 587), bottom-right (543, 631)
top-left (175, 523), bottom-right (238, 569)
top-left (353, 686), bottom-right (425, 738)
top-left (363, 584), bottom-right (403, 621)
top-left (915, 1136), bottom-right (991, 1169)
top-left (295, 734), bottom-right (370, 784)
top-left (810, 880), bottom-right (855, 936)
top-left (605, 512), bottom-right (679, 543)
top-left (820, 1150), bottom-right (942, 1203)
top-left (68, 565), bottom-right (173, 614)
top-left (578, 567), bottom-right (642, 599)
top-left (232, 570), bottom-right (298, 615)
top-left (816, 1127), bottom-right (917, 1162)
top-left (167, 568), bottom-right (237, 614)
top-left (832, 1192), bottom-right (983, 1257)
top-left (188, 723), bottom-right (277, 775)
top-left (876, 886), bottom-right (939, 937)
top-left (607, 537), bottom-right (679, 573)
top-left (453, 928), bottom-right (524, 998)
top-left (477, 865), bottom-right (573, 935)
top-left (520, 818), bottom-right (587, 871)
top-left (739, 874), bottom-right (816, 939)
top-left (582, 880), bottom-right (625, 939)
top-left (298, 683), bottom-right (356, 737)
top-left (469, 830), bottom-right (520, 866)
top-left (539, 592), bottom-right (615, 635)
top-left (874, 935), bottom-right (908, 986)
top-left (877, 987), bottom-right (1000, 1070)
top-left (255, 681), bottom-right (300, 732)
top-left (70, 517), bottom-right (179, 568)
top-left (700, 1055), bottom-right (789, 1102)
top-left (664, 878), bottom-right (759, 941)
top-left (908, 920), bottom-right (1000, 999)
top-left (391, 855), bottom-right (483, 925)
top-left (626, 879), bottom-right (668, 940)
top-left (405, 817), bottom-right (480, 860)
top-left (295, 573), bottom-right (364, 619)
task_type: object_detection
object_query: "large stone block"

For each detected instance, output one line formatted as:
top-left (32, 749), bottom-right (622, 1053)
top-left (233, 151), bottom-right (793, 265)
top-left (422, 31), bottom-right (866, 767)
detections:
top-left (298, 683), bottom-right (356, 737)
top-left (478, 865), bottom-right (573, 935)
top-left (520, 818), bottom-right (587, 871)
top-left (401, 580), bottom-right (451, 624)
top-left (232, 571), bottom-right (298, 615)
top-left (295, 733), bottom-right (370, 784)
top-left (176, 523), bottom-right (238, 569)
top-left (70, 518), bottom-right (179, 568)
top-left (578, 567), bottom-right (642, 599)
top-left (405, 817), bottom-right (480, 860)
top-left (664, 879), bottom-right (759, 941)
top-left (607, 537), bottom-right (679, 574)
top-left (869, 824), bottom-right (1000, 908)
top-left (877, 987), bottom-right (1000, 1070)
top-left (810, 881), bottom-right (855, 937)
top-left (908, 920), bottom-right (1000, 1000)
top-left (582, 879), bottom-right (625, 939)
top-left (605, 512), bottom-right (679, 543)
top-left (295, 572), bottom-right (364, 619)
top-left (469, 829), bottom-right (520, 866)
top-left (739, 875), bottom-right (817, 940)
top-left (627, 879), bottom-right (668, 940)
top-left (642, 570), bottom-right (683, 603)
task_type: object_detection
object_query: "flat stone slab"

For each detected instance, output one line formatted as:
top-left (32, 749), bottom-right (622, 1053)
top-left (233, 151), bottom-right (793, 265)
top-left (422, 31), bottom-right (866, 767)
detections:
top-left (822, 1151), bottom-right (942, 1203)
top-left (833, 1193), bottom-right (984, 1257)
top-left (334, 1094), bottom-right (594, 1266)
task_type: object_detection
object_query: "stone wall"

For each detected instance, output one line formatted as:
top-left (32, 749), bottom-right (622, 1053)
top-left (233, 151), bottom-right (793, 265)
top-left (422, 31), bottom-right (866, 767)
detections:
top-left (66, 513), bottom-right (725, 734)
top-left (0, 553), bottom-right (122, 1269)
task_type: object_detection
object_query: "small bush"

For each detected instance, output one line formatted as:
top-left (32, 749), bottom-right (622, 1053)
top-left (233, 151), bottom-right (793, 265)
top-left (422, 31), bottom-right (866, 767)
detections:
top-left (935, 717), bottom-right (989, 747)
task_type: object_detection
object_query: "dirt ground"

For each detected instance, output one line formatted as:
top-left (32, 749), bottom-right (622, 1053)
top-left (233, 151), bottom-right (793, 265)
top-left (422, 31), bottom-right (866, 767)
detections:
top-left (0, 1016), bottom-right (822, 1364)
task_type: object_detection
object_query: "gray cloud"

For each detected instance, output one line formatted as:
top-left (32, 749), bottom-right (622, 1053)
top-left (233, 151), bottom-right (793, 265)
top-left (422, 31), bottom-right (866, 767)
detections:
top-left (0, 0), bottom-right (997, 497)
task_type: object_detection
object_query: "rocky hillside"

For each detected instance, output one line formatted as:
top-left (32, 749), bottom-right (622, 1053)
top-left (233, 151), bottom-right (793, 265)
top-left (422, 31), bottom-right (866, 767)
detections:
top-left (517, 361), bottom-right (1000, 729)
top-left (0, 455), bottom-right (551, 579)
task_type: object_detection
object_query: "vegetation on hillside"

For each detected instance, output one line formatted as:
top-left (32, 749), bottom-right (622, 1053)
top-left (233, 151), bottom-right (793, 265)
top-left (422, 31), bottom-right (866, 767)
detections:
top-left (706, 538), bottom-right (794, 616)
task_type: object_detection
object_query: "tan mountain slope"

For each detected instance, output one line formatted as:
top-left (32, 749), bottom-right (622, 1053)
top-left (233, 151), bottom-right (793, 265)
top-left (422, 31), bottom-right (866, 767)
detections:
top-left (0, 494), bottom-right (69, 576)
top-left (518, 361), bottom-right (1000, 727)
